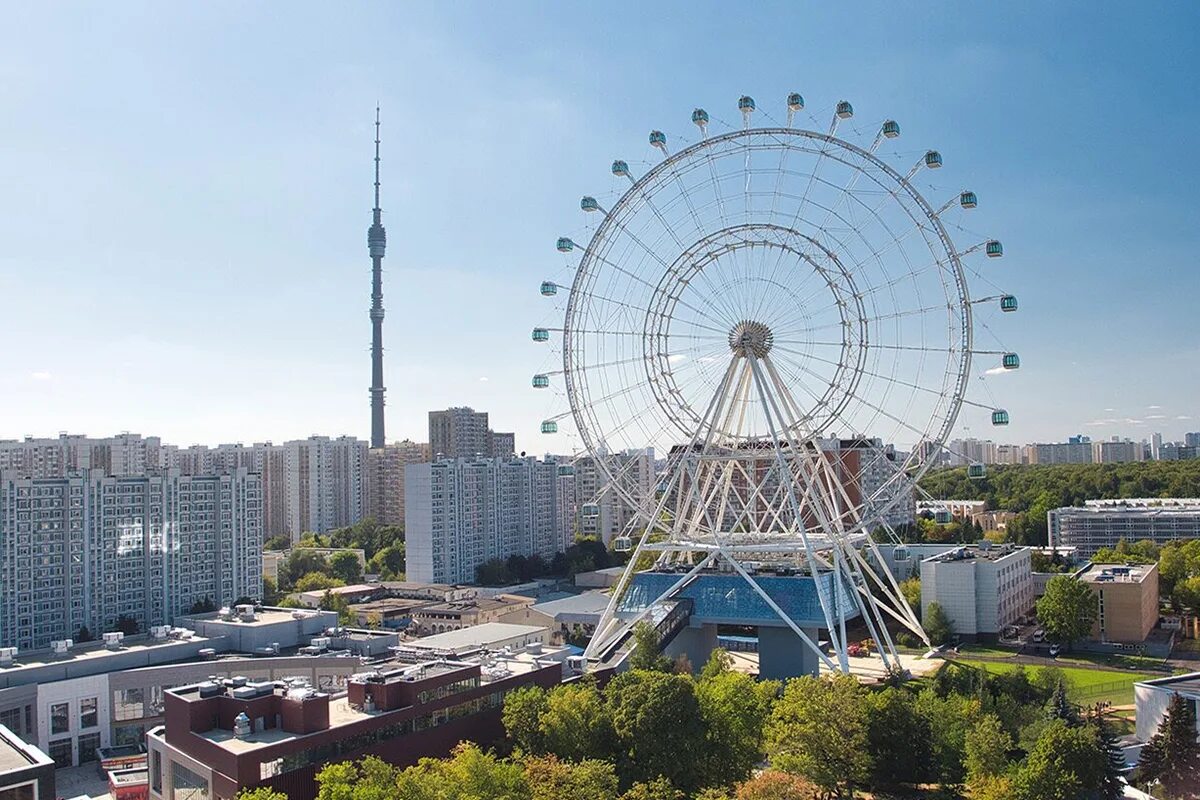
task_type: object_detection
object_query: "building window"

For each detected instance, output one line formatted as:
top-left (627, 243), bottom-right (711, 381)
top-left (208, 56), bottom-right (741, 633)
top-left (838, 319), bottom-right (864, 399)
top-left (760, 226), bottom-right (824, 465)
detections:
top-left (151, 750), bottom-right (162, 794)
top-left (48, 738), bottom-right (73, 768)
top-left (78, 732), bottom-right (101, 764)
top-left (79, 697), bottom-right (98, 729)
top-left (50, 703), bottom-right (69, 735)
top-left (114, 723), bottom-right (146, 747)
top-left (0, 781), bottom-right (36, 800)
top-left (0, 708), bottom-right (22, 737)
top-left (113, 688), bottom-right (145, 721)
top-left (172, 762), bottom-right (210, 800)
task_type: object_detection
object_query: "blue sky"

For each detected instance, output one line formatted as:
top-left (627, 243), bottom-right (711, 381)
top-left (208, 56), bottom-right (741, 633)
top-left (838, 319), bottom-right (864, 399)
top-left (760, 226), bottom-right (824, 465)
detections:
top-left (2, 2), bottom-right (1197, 452)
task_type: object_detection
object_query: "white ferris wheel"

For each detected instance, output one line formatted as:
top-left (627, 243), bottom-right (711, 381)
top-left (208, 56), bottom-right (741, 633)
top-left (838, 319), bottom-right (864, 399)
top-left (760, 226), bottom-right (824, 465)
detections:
top-left (530, 93), bottom-right (1019, 673)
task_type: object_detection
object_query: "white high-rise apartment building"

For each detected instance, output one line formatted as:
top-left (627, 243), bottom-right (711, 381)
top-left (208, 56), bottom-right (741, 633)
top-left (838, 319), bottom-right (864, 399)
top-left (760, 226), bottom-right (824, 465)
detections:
top-left (0, 434), bottom-right (162, 477)
top-left (573, 449), bottom-right (655, 544)
top-left (283, 436), bottom-right (368, 540)
top-left (945, 438), bottom-right (997, 467)
top-left (1093, 438), bottom-right (1144, 464)
top-left (0, 469), bottom-right (262, 651)
top-left (405, 456), bottom-right (575, 585)
top-left (1027, 440), bottom-right (1094, 465)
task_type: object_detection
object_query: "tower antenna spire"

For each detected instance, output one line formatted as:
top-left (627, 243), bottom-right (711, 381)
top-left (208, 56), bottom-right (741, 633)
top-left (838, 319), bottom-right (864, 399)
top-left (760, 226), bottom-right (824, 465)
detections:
top-left (367, 107), bottom-right (388, 448)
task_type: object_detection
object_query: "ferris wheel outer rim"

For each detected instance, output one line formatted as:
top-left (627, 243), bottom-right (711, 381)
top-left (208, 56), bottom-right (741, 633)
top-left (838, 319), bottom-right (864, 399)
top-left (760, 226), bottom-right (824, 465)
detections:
top-left (560, 124), bottom-right (975, 521)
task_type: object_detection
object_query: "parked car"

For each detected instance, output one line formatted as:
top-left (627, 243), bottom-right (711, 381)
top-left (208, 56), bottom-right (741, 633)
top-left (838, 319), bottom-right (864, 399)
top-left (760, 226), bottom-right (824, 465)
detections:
top-left (1032, 629), bottom-right (1045, 643)
top-left (1049, 644), bottom-right (1061, 657)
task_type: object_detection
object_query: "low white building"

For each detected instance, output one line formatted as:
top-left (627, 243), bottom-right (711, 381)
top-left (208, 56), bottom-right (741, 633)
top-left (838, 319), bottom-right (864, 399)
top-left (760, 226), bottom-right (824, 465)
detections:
top-left (1134, 672), bottom-right (1200, 742)
top-left (919, 543), bottom-right (1034, 640)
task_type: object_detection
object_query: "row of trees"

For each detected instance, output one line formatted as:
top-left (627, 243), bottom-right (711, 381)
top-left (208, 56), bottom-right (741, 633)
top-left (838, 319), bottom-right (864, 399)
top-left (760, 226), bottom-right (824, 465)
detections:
top-left (918, 460), bottom-right (1200, 546)
top-left (1090, 537), bottom-right (1200, 611)
top-left (475, 537), bottom-right (626, 586)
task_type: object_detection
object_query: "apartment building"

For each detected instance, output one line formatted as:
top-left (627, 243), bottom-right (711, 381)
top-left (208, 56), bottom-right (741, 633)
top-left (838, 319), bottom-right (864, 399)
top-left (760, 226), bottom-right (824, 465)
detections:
top-left (405, 457), bottom-right (575, 585)
top-left (572, 449), bottom-right (655, 544)
top-left (919, 543), bottom-right (1034, 640)
top-left (366, 440), bottom-right (430, 527)
top-left (0, 470), bottom-right (262, 651)
top-left (1081, 563), bottom-right (1159, 643)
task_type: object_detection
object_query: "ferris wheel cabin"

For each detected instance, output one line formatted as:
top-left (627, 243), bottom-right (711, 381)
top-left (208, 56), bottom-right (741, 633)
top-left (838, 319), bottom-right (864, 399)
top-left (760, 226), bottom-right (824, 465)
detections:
top-left (738, 95), bottom-right (756, 113)
top-left (580, 196), bottom-right (599, 212)
top-left (1002, 353), bottom-right (1020, 370)
top-left (836, 100), bottom-right (853, 119)
top-left (787, 92), bottom-right (805, 111)
top-left (556, 237), bottom-right (575, 252)
top-left (611, 160), bottom-right (629, 177)
top-left (540, 281), bottom-right (557, 296)
top-left (692, 108), bottom-right (709, 126)
top-left (649, 130), bottom-right (667, 147)
top-left (532, 374), bottom-right (550, 389)
top-left (531, 328), bottom-right (550, 342)
top-left (540, 420), bottom-right (558, 434)
top-left (1000, 295), bottom-right (1019, 312)
top-left (882, 120), bottom-right (900, 138)
top-left (960, 191), bottom-right (978, 209)
top-left (986, 240), bottom-right (1004, 258)
top-left (992, 409), bottom-right (1010, 426)
top-left (968, 463), bottom-right (987, 480)
top-left (613, 535), bottom-right (633, 553)
top-left (924, 150), bottom-right (943, 169)
top-left (581, 503), bottom-right (600, 519)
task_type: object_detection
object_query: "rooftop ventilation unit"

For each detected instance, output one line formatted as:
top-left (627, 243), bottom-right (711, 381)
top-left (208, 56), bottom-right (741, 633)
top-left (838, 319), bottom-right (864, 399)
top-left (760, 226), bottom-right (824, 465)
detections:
top-left (102, 632), bottom-right (125, 650)
top-left (310, 637), bottom-right (330, 651)
top-left (0, 647), bottom-right (17, 667)
top-left (150, 626), bottom-right (170, 639)
top-left (50, 639), bottom-right (74, 657)
top-left (236, 604), bottom-right (257, 621)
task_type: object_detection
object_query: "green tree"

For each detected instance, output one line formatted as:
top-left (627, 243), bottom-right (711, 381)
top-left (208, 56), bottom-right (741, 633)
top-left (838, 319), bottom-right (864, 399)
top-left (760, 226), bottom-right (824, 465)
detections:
top-left (606, 670), bottom-right (708, 793)
top-left (236, 789), bottom-right (290, 800)
top-left (1136, 692), bottom-right (1200, 798)
top-left (393, 743), bottom-right (529, 800)
top-left (540, 680), bottom-right (614, 762)
top-left (899, 577), bottom-right (921, 616)
top-left (964, 713), bottom-right (1013, 783)
top-left (368, 544), bottom-right (405, 579)
top-left (503, 685), bottom-right (549, 754)
top-left (1172, 575), bottom-right (1200, 612)
top-left (628, 621), bottom-right (672, 672)
top-left (115, 614), bottom-right (139, 635)
top-left (1012, 719), bottom-right (1104, 800)
top-left (696, 670), bottom-right (777, 786)
top-left (294, 571), bottom-right (344, 593)
top-left (699, 648), bottom-right (733, 681)
top-left (329, 550), bottom-right (364, 584)
top-left (864, 686), bottom-right (933, 791)
top-left (315, 756), bottom-right (399, 800)
top-left (318, 590), bottom-right (356, 625)
top-left (476, 557), bottom-right (514, 586)
top-left (914, 688), bottom-right (982, 787)
top-left (263, 534), bottom-right (290, 551)
top-left (1047, 679), bottom-right (1081, 727)
top-left (523, 755), bottom-right (618, 800)
top-left (1091, 714), bottom-right (1127, 800)
top-left (618, 777), bottom-right (682, 800)
top-left (279, 550), bottom-right (330, 589)
top-left (261, 575), bottom-right (281, 605)
top-left (923, 601), bottom-right (954, 645)
top-left (1036, 575), bottom-right (1098, 649)
top-left (766, 675), bottom-right (870, 798)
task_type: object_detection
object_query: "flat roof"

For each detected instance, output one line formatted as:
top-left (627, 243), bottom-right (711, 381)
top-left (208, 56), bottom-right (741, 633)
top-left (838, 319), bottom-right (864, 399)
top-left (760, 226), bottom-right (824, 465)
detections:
top-left (531, 592), bottom-right (610, 618)
top-left (417, 595), bottom-right (533, 615)
top-left (188, 607), bottom-right (334, 628)
top-left (1082, 563), bottom-right (1156, 584)
top-left (924, 544), bottom-right (1026, 564)
top-left (0, 725), bottom-right (50, 774)
top-left (1136, 671), bottom-right (1200, 698)
top-left (404, 623), bottom-right (546, 653)
top-left (349, 598), bottom-right (431, 612)
top-left (0, 632), bottom-right (212, 681)
top-left (298, 584), bottom-right (379, 600)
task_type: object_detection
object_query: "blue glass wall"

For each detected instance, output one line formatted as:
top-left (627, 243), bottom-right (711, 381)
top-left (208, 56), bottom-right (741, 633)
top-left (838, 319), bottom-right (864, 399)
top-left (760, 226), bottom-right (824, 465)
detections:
top-left (617, 571), bottom-right (859, 628)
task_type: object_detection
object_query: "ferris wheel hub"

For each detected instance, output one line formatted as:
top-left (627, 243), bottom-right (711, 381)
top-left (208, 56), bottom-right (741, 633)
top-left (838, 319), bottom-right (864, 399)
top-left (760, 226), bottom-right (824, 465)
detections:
top-left (728, 319), bottom-right (774, 358)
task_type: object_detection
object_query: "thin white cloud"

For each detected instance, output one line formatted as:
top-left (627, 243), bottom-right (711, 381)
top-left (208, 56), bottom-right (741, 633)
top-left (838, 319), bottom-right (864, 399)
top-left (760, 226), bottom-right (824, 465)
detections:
top-left (1147, 405), bottom-right (1162, 410)
top-left (1177, 415), bottom-right (1193, 421)
top-left (1103, 408), bottom-right (1115, 412)
top-left (668, 354), bottom-right (688, 364)
top-left (983, 366), bottom-right (1009, 376)
top-left (1146, 414), bottom-right (1166, 420)
top-left (478, 376), bottom-right (489, 382)
top-left (30, 371), bottom-right (52, 381)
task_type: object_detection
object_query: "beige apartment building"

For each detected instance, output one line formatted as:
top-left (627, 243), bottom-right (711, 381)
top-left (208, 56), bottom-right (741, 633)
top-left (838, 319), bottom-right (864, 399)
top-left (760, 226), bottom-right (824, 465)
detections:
top-left (1082, 562), bottom-right (1159, 643)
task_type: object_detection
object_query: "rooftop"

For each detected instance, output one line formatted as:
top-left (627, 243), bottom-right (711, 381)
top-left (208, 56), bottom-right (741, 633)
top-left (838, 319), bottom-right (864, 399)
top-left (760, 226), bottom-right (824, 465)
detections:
top-left (0, 629), bottom-right (213, 685)
top-left (531, 592), bottom-right (611, 619)
top-left (1135, 671), bottom-right (1200, 698)
top-left (1057, 500), bottom-right (1200, 516)
top-left (185, 607), bottom-right (333, 629)
top-left (400, 623), bottom-right (547, 655)
top-left (923, 543), bottom-right (1026, 564)
top-left (1081, 563), bottom-right (1157, 585)
top-left (0, 724), bottom-right (53, 774)
top-left (298, 584), bottom-right (380, 602)
top-left (417, 595), bottom-right (534, 615)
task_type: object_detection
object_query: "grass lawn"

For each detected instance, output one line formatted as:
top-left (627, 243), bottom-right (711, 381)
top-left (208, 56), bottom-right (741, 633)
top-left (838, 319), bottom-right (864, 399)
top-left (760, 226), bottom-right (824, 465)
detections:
top-left (947, 658), bottom-right (1159, 706)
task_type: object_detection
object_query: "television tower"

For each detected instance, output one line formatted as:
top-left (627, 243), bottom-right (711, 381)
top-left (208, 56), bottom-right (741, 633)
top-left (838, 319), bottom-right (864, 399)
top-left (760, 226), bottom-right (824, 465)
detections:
top-left (367, 108), bottom-right (387, 448)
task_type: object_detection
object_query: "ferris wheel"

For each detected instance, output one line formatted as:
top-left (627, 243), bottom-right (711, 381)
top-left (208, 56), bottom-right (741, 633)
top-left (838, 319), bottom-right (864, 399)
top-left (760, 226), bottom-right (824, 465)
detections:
top-left (530, 93), bottom-right (1019, 673)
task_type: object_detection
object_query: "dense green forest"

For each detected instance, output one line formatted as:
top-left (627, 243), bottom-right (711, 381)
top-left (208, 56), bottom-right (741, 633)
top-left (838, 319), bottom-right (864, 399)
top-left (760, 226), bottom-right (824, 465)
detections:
top-left (917, 461), bottom-right (1200, 546)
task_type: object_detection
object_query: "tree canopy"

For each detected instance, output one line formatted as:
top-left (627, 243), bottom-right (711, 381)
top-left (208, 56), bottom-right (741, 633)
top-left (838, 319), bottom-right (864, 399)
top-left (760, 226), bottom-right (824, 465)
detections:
top-left (1036, 575), bottom-right (1099, 649)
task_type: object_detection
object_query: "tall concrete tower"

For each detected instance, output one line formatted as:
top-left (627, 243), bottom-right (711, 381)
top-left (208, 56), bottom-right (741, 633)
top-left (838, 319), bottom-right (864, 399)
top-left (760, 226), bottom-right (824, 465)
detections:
top-left (368, 108), bottom-right (387, 448)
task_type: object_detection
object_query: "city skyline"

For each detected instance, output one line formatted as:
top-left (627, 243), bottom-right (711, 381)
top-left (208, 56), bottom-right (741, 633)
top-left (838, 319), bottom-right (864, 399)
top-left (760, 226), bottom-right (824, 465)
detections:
top-left (2, 3), bottom-right (1198, 451)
